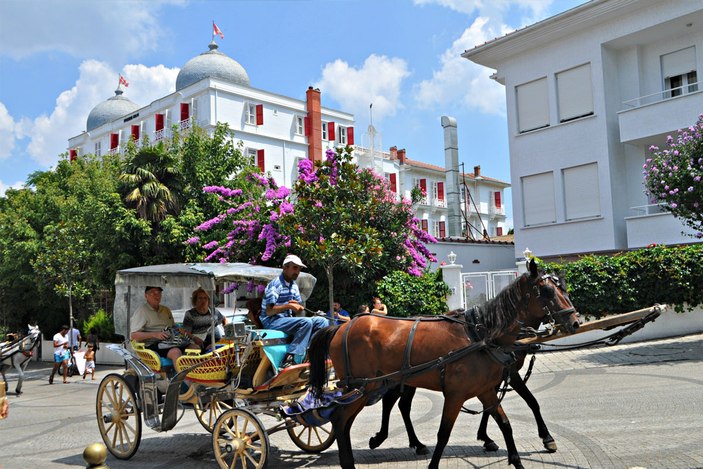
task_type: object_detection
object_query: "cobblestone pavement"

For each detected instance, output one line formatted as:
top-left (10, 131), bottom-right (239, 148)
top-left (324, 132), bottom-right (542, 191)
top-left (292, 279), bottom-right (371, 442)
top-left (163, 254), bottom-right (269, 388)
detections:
top-left (0, 333), bottom-right (701, 469)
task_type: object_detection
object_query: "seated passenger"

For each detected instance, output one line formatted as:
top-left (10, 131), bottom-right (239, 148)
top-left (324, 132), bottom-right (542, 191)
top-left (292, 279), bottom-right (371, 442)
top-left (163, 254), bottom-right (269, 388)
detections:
top-left (130, 286), bottom-right (189, 364)
top-left (261, 254), bottom-right (327, 369)
top-left (182, 288), bottom-right (227, 352)
top-left (246, 298), bottom-right (264, 329)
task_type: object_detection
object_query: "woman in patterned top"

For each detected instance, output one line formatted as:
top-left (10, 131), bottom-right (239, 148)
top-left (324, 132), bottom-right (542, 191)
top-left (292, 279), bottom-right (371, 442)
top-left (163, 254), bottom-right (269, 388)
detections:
top-left (182, 288), bottom-right (227, 351)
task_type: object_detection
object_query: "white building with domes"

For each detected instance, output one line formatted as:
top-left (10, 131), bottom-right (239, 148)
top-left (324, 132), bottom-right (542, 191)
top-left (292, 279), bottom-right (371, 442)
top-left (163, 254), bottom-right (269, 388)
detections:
top-left (69, 39), bottom-right (509, 243)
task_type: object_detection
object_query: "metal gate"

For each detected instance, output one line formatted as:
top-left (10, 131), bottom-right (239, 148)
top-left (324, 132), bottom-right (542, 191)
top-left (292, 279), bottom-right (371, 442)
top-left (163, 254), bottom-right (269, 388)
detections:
top-left (461, 270), bottom-right (518, 310)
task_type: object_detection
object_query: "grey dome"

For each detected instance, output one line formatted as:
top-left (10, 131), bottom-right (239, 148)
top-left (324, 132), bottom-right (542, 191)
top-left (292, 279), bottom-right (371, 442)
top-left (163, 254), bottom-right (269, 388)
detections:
top-left (176, 41), bottom-right (250, 91)
top-left (86, 89), bottom-right (140, 132)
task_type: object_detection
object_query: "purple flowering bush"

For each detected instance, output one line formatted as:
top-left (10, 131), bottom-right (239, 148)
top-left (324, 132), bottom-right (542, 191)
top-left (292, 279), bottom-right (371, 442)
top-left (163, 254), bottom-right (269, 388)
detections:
top-left (643, 114), bottom-right (703, 238)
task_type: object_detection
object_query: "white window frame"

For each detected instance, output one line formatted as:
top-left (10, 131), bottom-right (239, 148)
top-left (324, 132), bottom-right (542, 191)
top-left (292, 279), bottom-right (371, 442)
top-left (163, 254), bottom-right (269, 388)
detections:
top-left (322, 122), bottom-right (328, 140)
top-left (246, 147), bottom-right (258, 166)
top-left (246, 103), bottom-right (256, 125)
top-left (94, 141), bottom-right (101, 157)
top-left (295, 116), bottom-right (304, 135)
top-left (338, 126), bottom-right (347, 145)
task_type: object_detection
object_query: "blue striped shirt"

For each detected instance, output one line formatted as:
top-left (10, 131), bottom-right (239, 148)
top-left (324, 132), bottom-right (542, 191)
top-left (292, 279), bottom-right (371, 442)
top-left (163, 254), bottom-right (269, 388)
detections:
top-left (261, 273), bottom-right (301, 323)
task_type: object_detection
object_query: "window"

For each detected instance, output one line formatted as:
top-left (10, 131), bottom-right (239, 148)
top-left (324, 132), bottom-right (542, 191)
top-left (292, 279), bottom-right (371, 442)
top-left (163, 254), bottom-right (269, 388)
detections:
top-left (338, 126), bottom-right (347, 145)
top-left (322, 122), bottom-right (328, 140)
top-left (94, 141), bottom-right (101, 157)
top-left (563, 163), bottom-right (600, 220)
top-left (496, 227), bottom-right (503, 237)
top-left (328, 122), bottom-right (336, 141)
top-left (421, 219), bottom-right (429, 233)
top-left (131, 124), bottom-right (140, 141)
top-left (522, 172), bottom-right (556, 226)
top-left (556, 63), bottom-right (593, 122)
top-left (110, 133), bottom-right (119, 150)
top-left (434, 221), bottom-right (446, 238)
top-left (295, 116), bottom-right (304, 135)
top-left (662, 47), bottom-right (698, 97)
top-left (494, 191), bottom-right (501, 209)
top-left (180, 103), bottom-right (189, 122)
top-left (516, 77), bottom-right (549, 133)
top-left (246, 148), bottom-right (258, 166)
top-left (256, 149), bottom-right (265, 172)
top-left (389, 173), bottom-right (397, 193)
top-left (69, 149), bottom-right (77, 161)
top-left (246, 103), bottom-right (256, 124)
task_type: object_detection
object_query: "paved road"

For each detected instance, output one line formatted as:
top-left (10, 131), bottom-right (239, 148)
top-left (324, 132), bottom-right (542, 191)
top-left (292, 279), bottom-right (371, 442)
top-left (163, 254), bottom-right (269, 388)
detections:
top-left (1, 333), bottom-right (702, 469)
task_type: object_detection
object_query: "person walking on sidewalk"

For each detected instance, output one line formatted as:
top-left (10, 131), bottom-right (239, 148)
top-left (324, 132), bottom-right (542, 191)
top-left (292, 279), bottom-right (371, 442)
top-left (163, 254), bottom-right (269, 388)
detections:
top-left (49, 326), bottom-right (70, 384)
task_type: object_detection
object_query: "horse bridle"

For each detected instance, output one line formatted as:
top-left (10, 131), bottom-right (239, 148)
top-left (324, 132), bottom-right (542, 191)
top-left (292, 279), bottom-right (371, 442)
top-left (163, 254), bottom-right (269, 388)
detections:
top-left (524, 274), bottom-right (578, 330)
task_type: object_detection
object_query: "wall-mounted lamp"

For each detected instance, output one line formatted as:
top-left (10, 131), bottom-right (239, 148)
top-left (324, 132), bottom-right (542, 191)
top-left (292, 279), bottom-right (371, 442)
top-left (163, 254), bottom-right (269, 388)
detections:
top-left (448, 251), bottom-right (457, 265)
top-left (523, 247), bottom-right (532, 260)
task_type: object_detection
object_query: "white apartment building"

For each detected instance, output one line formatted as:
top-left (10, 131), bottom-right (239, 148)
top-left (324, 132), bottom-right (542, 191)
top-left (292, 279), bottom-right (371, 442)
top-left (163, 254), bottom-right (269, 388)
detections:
top-left (464, 0), bottom-right (703, 260)
top-left (69, 41), bottom-right (355, 189)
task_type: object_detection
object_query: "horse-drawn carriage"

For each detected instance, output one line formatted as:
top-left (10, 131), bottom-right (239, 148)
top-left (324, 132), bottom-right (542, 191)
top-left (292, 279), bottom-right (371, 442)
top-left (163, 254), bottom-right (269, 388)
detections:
top-left (97, 263), bottom-right (335, 468)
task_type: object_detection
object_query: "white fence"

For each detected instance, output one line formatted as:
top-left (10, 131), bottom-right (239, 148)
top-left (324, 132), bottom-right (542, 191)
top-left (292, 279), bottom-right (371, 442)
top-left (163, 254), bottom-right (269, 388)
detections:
top-left (461, 270), bottom-right (518, 310)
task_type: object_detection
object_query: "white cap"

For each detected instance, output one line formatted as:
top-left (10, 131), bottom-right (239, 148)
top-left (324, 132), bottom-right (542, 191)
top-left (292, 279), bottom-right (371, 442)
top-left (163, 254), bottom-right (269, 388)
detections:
top-left (282, 254), bottom-right (306, 268)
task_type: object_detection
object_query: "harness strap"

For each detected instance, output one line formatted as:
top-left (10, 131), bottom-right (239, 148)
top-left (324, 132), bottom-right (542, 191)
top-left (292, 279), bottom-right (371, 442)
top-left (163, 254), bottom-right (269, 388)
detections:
top-left (341, 315), bottom-right (362, 380)
top-left (399, 319), bottom-right (421, 391)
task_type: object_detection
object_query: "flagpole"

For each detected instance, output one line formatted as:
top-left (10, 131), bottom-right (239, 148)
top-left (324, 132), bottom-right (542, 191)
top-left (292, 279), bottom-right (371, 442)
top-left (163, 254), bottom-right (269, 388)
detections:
top-left (212, 20), bottom-right (215, 41)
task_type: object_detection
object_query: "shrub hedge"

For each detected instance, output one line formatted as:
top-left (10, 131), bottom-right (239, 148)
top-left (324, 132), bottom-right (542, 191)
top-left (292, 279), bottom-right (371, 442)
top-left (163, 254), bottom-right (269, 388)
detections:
top-left (545, 244), bottom-right (703, 318)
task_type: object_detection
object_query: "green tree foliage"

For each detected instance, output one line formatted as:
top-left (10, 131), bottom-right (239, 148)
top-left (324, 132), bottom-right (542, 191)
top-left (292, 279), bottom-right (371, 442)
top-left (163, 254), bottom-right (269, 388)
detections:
top-left (546, 243), bottom-right (703, 317)
top-left (375, 269), bottom-right (450, 317)
top-left (643, 114), bottom-right (703, 238)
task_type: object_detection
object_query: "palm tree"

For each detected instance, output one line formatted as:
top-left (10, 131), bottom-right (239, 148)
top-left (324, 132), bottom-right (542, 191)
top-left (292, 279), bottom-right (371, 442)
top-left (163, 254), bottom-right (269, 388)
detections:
top-left (119, 146), bottom-right (184, 222)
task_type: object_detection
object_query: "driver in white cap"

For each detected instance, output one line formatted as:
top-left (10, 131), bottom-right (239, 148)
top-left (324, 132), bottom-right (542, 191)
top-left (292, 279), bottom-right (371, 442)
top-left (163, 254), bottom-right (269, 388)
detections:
top-left (261, 254), bottom-right (328, 368)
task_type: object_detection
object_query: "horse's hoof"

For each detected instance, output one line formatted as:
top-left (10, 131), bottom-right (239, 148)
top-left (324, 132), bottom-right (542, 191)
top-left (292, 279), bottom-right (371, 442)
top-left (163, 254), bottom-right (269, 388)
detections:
top-left (543, 436), bottom-right (557, 453)
top-left (15, 391), bottom-right (22, 396)
top-left (369, 436), bottom-right (382, 450)
top-left (483, 441), bottom-right (499, 452)
top-left (413, 444), bottom-right (430, 455)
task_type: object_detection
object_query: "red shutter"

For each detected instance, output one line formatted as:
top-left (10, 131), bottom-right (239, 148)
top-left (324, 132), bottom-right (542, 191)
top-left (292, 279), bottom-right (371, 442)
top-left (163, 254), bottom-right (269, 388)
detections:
top-left (110, 133), bottom-right (119, 150)
top-left (180, 103), bottom-right (189, 121)
top-left (497, 227), bottom-right (503, 236)
top-left (328, 122), bottom-right (335, 141)
top-left (347, 126), bottom-right (354, 145)
top-left (304, 116), bottom-right (311, 136)
top-left (419, 179), bottom-right (427, 193)
top-left (256, 104), bottom-right (264, 125)
top-left (437, 182), bottom-right (444, 201)
top-left (494, 191), bottom-right (501, 208)
top-left (131, 125), bottom-right (140, 141)
top-left (69, 149), bottom-right (77, 162)
top-left (257, 149), bottom-right (265, 172)
top-left (155, 113), bottom-right (164, 131)
top-left (389, 173), bottom-right (397, 193)
top-left (421, 219), bottom-right (428, 232)
top-left (439, 221), bottom-right (446, 238)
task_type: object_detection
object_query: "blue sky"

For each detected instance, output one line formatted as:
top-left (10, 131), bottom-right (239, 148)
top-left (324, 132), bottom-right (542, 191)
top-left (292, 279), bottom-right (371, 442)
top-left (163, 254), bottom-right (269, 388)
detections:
top-left (0, 0), bottom-right (586, 228)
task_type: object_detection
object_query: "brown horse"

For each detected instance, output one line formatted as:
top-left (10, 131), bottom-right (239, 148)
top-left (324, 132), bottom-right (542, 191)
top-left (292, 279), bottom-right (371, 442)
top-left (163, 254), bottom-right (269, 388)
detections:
top-left (369, 274), bottom-right (579, 456)
top-left (309, 260), bottom-right (579, 469)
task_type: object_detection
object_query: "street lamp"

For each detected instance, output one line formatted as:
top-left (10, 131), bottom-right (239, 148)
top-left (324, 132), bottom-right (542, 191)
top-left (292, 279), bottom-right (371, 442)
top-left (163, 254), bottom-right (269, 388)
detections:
top-left (447, 251), bottom-right (457, 265)
top-left (523, 247), bottom-right (532, 261)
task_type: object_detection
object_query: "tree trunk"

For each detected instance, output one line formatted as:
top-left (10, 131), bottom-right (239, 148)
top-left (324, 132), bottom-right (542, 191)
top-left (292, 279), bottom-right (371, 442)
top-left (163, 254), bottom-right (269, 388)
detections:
top-left (325, 264), bottom-right (335, 326)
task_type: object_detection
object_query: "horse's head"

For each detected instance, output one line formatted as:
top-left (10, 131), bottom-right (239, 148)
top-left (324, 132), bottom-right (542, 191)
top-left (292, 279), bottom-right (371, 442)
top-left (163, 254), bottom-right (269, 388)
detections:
top-left (523, 259), bottom-right (580, 333)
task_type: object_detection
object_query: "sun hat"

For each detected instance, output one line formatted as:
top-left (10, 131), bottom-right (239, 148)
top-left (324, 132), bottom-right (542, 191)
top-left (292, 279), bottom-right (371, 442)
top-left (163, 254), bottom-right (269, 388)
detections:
top-left (282, 254), bottom-right (306, 268)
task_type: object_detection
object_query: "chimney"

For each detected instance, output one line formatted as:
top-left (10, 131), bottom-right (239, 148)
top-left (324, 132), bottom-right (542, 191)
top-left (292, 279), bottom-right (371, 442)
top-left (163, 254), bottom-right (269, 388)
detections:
top-left (397, 148), bottom-right (406, 164)
top-left (441, 116), bottom-right (461, 238)
top-left (474, 165), bottom-right (481, 177)
top-left (389, 146), bottom-right (398, 160)
top-left (306, 87), bottom-right (322, 162)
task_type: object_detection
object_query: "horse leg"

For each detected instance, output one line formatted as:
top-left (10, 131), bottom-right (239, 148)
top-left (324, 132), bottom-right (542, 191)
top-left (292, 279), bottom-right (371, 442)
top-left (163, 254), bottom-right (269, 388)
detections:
top-left (509, 369), bottom-right (556, 452)
top-left (332, 397), bottom-right (367, 469)
top-left (397, 386), bottom-right (429, 455)
top-left (476, 408), bottom-right (499, 452)
top-left (369, 386), bottom-right (400, 449)
top-left (428, 396), bottom-right (464, 469)
top-left (480, 393), bottom-right (523, 469)
top-left (14, 357), bottom-right (25, 395)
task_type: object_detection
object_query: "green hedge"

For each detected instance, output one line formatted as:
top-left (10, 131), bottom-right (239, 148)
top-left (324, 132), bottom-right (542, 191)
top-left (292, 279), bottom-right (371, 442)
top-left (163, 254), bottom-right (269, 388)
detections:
top-left (545, 244), bottom-right (703, 318)
top-left (375, 269), bottom-right (450, 317)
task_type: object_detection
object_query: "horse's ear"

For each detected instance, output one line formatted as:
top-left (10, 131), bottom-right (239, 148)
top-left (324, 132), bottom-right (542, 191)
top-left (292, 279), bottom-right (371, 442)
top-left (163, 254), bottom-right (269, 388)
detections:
top-left (529, 259), bottom-right (538, 277)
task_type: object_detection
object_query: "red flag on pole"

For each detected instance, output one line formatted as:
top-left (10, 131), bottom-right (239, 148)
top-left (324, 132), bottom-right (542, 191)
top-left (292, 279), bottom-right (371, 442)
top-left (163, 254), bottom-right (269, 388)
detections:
top-left (213, 21), bottom-right (224, 39)
top-left (119, 75), bottom-right (129, 87)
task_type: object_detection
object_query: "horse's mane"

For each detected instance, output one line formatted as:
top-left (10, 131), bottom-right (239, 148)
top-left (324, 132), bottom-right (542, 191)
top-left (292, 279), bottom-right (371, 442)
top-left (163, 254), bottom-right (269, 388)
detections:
top-left (475, 272), bottom-right (529, 340)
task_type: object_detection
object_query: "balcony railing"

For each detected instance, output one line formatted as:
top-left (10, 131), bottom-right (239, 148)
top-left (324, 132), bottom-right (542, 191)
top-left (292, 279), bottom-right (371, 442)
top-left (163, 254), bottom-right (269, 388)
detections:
top-left (628, 203), bottom-right (667, 217)
top-left (622, 81), bottom-right (700, 109)
top-left (179, 117), bottom-right (192, 131)
top-left (435, 198), bottom-right (446, 208)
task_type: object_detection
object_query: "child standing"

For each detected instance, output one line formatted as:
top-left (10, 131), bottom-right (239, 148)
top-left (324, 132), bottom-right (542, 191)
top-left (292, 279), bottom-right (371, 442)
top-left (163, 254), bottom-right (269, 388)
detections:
top-left (83, 343), bottom-right (96, 380)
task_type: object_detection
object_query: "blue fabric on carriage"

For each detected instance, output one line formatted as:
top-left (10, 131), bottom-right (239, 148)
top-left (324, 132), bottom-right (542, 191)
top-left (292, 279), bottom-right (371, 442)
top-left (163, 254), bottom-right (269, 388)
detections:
top-left (160, 357), bottom-right (173, 368)
top-left (249, 329), bottom-right (296, 373)
top-left (281, 389), bottom-right (363, 427)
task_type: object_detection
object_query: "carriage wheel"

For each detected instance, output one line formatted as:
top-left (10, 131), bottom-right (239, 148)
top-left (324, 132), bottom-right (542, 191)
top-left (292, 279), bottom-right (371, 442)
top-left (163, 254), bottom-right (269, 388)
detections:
top-left (286, 419), bottom-right (335, 453)
top-left (96, 373), bottom-right (142, 460)
top-left (194, 395), bottom-right (234, 433)
top-left (213, 408), bottom-right (269, 469)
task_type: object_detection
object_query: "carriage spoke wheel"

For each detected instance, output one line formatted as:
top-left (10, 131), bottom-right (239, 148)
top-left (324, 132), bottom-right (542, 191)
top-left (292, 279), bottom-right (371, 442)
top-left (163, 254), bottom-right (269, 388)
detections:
top-left (287, 419), bottom-right (335, 453)
top-left (213, 408), bottom-right (269, 469)
top-left (194, 394), bottom-right (233, 433)
top-left (96, 373), bottom-right (142, 460)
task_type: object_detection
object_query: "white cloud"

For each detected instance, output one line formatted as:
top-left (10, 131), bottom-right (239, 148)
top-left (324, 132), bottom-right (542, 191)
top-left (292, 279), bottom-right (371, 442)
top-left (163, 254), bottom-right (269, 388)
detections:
top-left (0, 102), bottom-right (17, 159)
top-left (0, 179), bottom-right (24, 196)
top-left (413, 0), bottom-right (559, 116)
top-left (314, 54), bottom-right (411, 123)
top-left (0, 0), bottom-right (184, 65)
top-left (18, 60), bottom-right (178, 168)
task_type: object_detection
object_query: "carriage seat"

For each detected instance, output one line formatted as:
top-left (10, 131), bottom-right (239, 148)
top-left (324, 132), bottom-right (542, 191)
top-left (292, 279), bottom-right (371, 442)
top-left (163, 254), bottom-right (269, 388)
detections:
top-left (131, 341), bottom-right (172, 372)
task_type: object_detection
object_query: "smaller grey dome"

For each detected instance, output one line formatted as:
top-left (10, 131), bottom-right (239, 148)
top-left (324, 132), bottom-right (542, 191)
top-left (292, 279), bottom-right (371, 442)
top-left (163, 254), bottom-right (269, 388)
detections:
top-left (86, 89), bottom-right (140, 132)
top-left (176, 42), bottom-right (250, 91)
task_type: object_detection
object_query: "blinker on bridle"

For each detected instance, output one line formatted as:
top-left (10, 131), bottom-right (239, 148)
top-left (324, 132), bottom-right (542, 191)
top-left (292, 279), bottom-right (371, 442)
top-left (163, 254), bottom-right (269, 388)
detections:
top-left (523, 274), bottom-right (577, 327)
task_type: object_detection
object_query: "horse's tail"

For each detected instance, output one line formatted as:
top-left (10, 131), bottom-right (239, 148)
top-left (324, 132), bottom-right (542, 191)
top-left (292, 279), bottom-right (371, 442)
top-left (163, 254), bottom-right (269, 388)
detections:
top-left (308, 325), bottom-right (340, 398)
